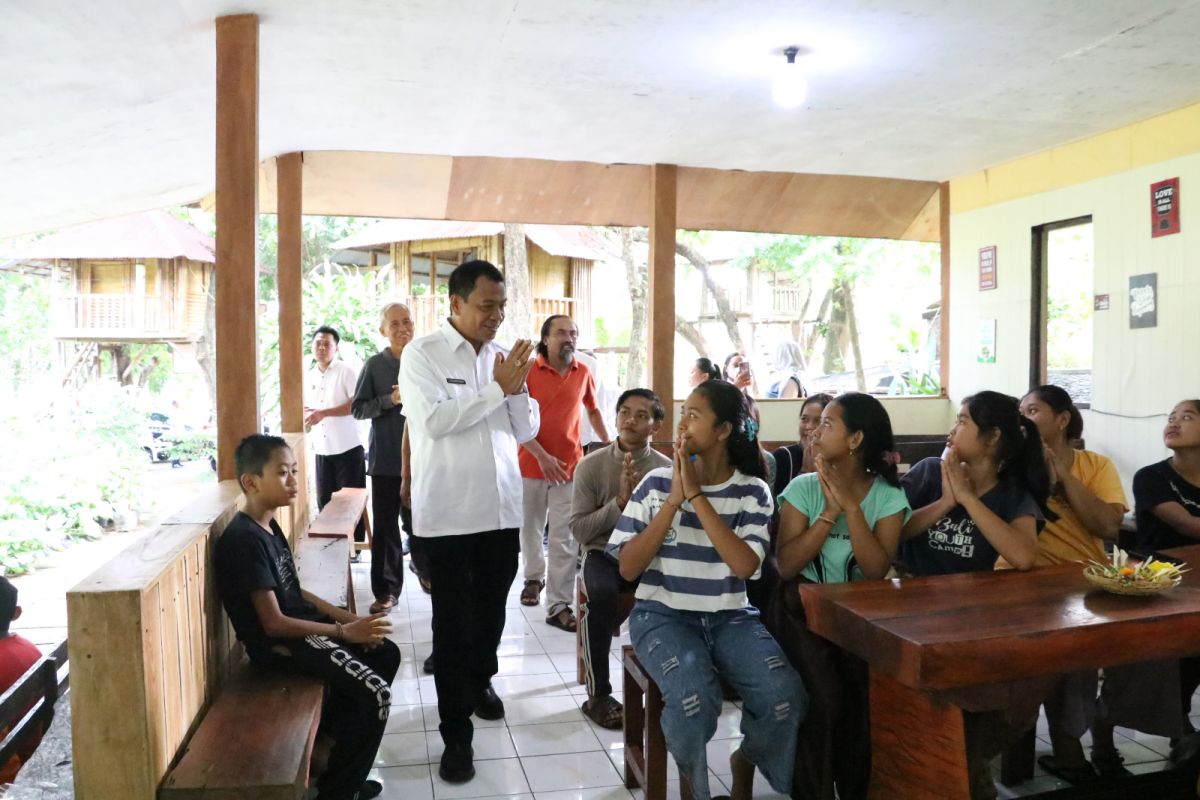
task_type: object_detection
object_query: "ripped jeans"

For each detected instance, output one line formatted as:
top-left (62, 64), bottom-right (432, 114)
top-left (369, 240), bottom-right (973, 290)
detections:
top-left (630, 600), bottom-right (807, 800)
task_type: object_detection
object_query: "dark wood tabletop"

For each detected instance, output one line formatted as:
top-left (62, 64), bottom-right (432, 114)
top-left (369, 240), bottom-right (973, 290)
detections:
top-left (799, 544), bottom-right (1200, 691)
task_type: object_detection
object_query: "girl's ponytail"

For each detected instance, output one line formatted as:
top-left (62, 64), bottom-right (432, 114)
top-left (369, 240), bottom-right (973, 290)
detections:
top-left (964, 391), bottom-right (1056, 522)
top-left (692, 380), bottom-right (768, 481)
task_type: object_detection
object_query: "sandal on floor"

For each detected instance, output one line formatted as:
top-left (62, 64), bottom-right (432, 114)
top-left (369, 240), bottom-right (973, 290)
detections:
top-left (520, 579), bottom-right (544, 606)
top-left (368, 595), bottom-right (396, 615)
top-left (1090, 746), bottom-right (1132, 777)
top-left (546, 607), bottom-right (577, 632)
top-left (581, 695), bottom-right (624, 730)
top-left (1037, 754), bottom-right (1098, 784)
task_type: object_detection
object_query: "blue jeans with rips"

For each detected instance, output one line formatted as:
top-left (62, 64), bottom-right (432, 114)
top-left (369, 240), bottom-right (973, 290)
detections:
top-left (629, 599), bottom-right (807, 800)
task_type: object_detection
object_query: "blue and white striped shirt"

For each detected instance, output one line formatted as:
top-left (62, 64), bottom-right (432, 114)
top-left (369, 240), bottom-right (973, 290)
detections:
top-left (606, 466), bottom-right (773, 612)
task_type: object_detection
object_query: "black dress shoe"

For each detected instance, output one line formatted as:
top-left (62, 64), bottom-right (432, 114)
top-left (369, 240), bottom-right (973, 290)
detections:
top-left (423, 653), bottom-right (435, 674)
top-left (356, 779), bottom-right (383, 799)
top-left (473, 683), bottom-right (505, 720)
top-left (438, 742), bottom-right (475, 783)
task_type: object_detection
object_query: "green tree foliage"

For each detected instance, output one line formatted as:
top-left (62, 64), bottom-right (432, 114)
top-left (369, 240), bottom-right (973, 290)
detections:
top-left (0, 387), bottom-right (148, 575)
top-left (0, 273), bottom-right (52, 392)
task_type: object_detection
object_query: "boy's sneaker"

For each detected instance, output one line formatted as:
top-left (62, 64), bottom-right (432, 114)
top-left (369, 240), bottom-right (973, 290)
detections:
top-left (439, 742), bottom-right (475, 783)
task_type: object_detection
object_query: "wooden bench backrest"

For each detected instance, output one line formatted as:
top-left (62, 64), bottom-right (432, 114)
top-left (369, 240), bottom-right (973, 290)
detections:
top-left (67, 432), bottom-right (310, 800)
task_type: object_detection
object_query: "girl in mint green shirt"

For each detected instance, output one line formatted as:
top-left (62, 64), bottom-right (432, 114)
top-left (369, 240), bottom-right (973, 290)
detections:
top-left (776, 393), bottom-right (911, 582)
top-left (768, 392), bottom-right (910, 800)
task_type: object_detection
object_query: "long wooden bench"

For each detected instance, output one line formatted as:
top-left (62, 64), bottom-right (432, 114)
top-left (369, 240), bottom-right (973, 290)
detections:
top-left (159, 469), bottom-right (367, 798)
top-left (67, 432), bottom-right (321, 799)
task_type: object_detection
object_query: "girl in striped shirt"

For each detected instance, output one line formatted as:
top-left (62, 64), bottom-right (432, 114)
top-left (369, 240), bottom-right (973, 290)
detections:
top-left (609, 380), bottom-right (806, 800)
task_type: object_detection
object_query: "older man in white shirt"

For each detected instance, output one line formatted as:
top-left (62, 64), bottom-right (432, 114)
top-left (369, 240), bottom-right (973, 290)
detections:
top-left (305, 325), bottom-right (366, 544)
top-left (399, 260), bottom-right (539, 785)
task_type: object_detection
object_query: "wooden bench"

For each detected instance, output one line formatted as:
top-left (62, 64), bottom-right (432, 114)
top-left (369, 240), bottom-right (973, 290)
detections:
top-left (160, 459), bottom-right (367, 798)
top-left (622, 645), bottom-right (667, 800)
top-left (296, 487), bottom-right (368, 613)
top-left (68, 432), bottom-right (324, 799)
top-left (159, 668), bottom-right (325, 799)
top-left (308, 486), bottom-right (371, 557)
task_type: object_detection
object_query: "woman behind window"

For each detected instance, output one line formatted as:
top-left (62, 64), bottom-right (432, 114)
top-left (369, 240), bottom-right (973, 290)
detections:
top-left (609, 380), bottom-right (806, 800)
top-left (688, 357), bottom-right (722, 388)
top-left (767, 341), bottom-right (807, 399)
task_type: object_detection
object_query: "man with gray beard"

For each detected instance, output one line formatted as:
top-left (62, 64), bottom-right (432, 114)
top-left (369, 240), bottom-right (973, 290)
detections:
top-left (517, 315), bottom-right (609, 631)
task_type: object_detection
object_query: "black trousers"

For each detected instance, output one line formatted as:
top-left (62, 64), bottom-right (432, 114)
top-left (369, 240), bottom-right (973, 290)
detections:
top-left (579, 550), bottom-right (636, 698)
top-left (369, 474), bottom-right (411, 600)
top-left (315, 446), bottom-right (367, 542)
top-left (423, 528), bottom-right (519, 746)
top-left (267, 634), bottom-right (401, 800)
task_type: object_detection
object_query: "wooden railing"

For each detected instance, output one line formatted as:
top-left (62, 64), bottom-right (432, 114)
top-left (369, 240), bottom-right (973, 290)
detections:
top-left (406, 295), bottom-right (576, 338)
top-left (699, 286), bottom-right (800, 318)
top-left (54, 294), bottom-right (167, 334)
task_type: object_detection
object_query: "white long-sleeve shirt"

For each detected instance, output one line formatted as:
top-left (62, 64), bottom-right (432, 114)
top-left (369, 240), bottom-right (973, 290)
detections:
top-left (398, 320), bottom-right (541, 537)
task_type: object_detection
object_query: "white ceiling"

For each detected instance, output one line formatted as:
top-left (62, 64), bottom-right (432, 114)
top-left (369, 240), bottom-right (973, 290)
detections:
top-left (3, 0), bottom-right (1200, 238)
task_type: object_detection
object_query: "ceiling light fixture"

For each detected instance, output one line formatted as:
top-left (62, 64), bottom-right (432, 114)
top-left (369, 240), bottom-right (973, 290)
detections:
top-left (772, 46), bottom-right (807, 109)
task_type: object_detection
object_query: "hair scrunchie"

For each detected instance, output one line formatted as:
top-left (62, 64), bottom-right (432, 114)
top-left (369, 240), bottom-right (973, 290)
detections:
top-left (743, 418), bottom-right (759, 442)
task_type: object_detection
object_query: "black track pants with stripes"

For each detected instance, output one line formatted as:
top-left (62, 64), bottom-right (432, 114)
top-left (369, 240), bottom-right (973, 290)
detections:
top-left (269, 634), bottom-right (401, 800)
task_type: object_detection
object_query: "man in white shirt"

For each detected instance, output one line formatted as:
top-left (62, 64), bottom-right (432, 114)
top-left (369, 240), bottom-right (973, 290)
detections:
top-left (398, 260), bottom-right (539, 785)
top-left (305, 326), bottom-right (365, 544)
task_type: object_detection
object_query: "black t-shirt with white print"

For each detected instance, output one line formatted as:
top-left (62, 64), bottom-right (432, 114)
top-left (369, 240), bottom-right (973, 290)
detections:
top-left (898, 457), bottom-right (1043, 577)
top-left (215, 511), bottom-right (323, 661)
top-left (1133, 459), bottom-right (1200, 551)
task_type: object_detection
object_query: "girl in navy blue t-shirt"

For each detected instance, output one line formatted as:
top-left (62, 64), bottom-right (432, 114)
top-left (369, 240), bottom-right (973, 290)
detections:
top-left (900, 391), bottom-right (1052, 576)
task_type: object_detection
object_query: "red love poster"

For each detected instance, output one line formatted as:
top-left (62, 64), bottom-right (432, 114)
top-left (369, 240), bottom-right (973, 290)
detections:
top-left (1150, 178), bottom-right (1180, 238)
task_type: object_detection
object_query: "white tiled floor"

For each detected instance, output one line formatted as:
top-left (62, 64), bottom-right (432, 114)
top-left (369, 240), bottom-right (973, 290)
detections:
top-left (358, 554), bottom-right (1190, 800)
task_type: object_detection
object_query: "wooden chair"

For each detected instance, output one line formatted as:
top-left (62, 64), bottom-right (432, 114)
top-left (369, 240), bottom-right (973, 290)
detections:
top-left (622, 645), bottom-right (667, 800)
top-left (0, 639), bottom-right (68, 779)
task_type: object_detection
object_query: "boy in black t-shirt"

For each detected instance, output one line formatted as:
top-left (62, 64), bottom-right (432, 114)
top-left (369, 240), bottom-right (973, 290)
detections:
top-left (215, 434), bottom-right (400, 800)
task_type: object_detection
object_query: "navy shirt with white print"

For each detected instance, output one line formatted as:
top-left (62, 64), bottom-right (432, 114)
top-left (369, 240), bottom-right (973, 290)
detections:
top-left (898, 457), bottom-right (1043, 576)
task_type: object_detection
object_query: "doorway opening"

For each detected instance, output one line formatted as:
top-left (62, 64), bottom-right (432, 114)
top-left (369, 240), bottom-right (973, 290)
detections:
top-left (1030, 216), bottom-right (1094, 404)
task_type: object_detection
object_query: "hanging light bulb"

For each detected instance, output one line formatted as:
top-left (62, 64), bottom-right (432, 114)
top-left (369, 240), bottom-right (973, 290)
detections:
top-left (772, 46), bottom-right (807, 109)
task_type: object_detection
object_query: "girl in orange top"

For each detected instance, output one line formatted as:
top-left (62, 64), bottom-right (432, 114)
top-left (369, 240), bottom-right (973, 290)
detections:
top-left (1019, 385), bottom-right (1131, 782)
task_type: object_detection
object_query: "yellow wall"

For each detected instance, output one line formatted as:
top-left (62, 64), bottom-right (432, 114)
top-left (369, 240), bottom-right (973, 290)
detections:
top-left (948, 105), bottom-right (1200, 494)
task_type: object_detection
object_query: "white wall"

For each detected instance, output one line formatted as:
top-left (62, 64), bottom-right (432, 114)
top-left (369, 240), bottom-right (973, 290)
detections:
top-left (949, 151), bottom-right (1200, 495)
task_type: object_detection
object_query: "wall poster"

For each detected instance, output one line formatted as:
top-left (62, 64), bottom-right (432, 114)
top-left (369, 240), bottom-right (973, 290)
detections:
top-left (976, 319), bottom-right (997, 363)
top-left (1129, 273), bottom-right (1158, 329)
top-left (978, 246), bottom-right (997, 290)
top-left (1150, 178), bottom-right (1181, 237)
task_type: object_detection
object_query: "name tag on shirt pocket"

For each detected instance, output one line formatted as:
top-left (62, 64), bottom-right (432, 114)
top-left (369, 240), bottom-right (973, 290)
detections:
top-left (446, 378), bottom-right (467, 385)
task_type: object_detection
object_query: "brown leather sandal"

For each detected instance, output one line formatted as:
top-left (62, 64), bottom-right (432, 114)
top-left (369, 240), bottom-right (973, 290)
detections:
top-left (368, 595), bottom-right (396, 614)
top-left (520, 579), bottom-right (544, 606)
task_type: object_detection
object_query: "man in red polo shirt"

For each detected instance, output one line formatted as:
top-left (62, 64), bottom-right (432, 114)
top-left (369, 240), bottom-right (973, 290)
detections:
top-left (519, 315), bottom-right (609, 631)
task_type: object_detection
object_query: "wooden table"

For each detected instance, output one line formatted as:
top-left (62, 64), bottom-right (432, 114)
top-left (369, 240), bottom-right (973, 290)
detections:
top-left (799, 545), bottom-right (1200, 798)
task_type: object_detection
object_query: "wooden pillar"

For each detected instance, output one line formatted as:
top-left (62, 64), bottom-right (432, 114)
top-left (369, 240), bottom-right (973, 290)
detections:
top-left (277, 152), bottom-right (304, 432)
top-left (938, 181), bottom-right (950, 398)
top-left (214, 13), bottom-right (260, 480)
top-left (648, 164), bottom-right (677, 433)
